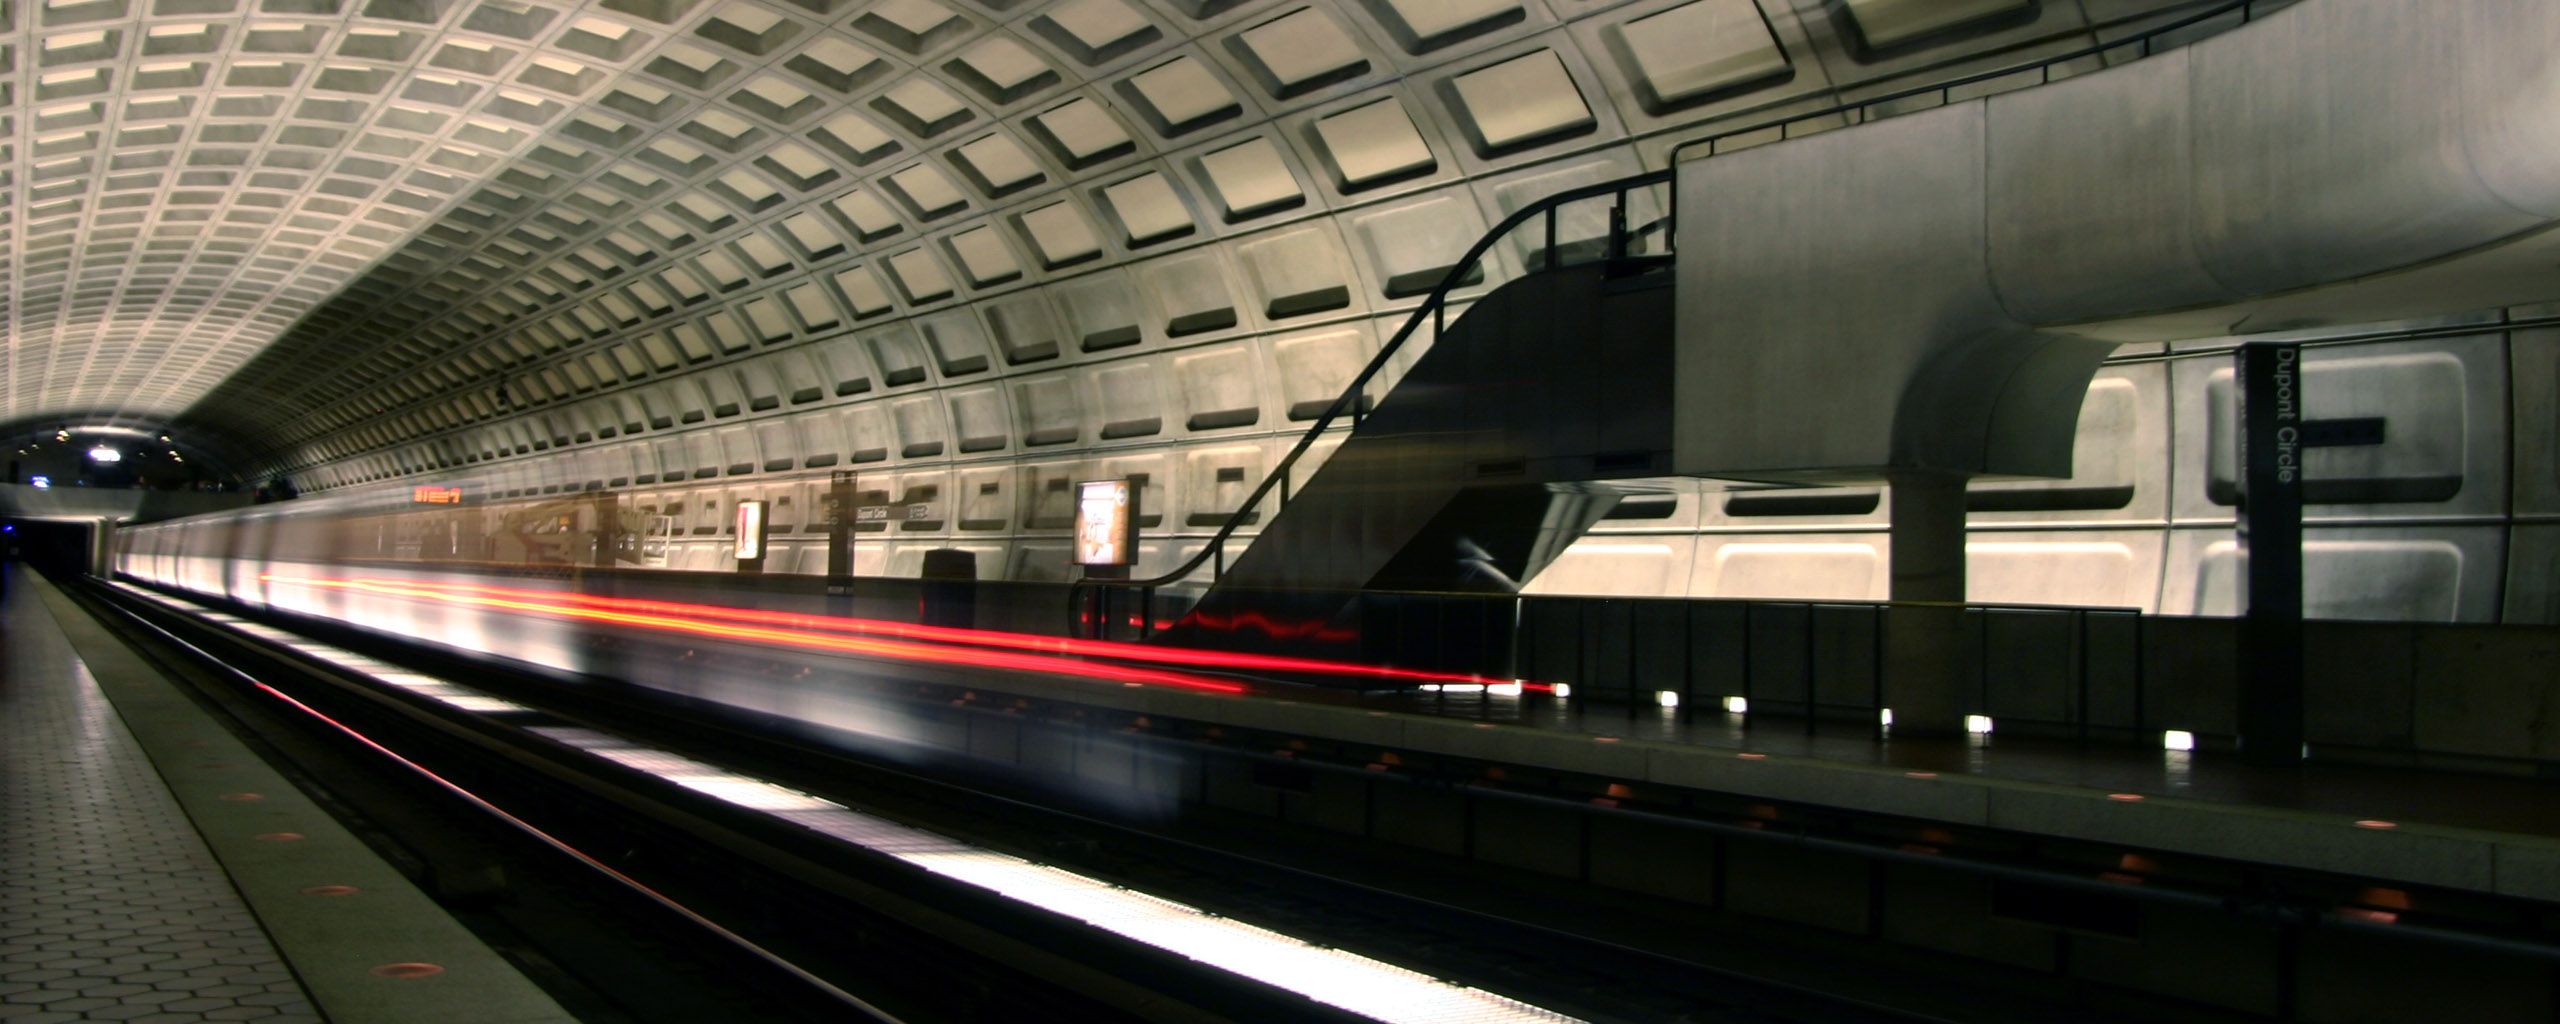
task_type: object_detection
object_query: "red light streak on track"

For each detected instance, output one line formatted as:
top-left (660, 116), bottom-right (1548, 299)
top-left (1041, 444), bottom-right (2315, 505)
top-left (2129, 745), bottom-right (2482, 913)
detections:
top-left (1178, 609), bottom-right (1361, 645)
top-left (261, 575), bottom-right (1248, 694)
top-left (290, 576), bottom-right (1499, 686)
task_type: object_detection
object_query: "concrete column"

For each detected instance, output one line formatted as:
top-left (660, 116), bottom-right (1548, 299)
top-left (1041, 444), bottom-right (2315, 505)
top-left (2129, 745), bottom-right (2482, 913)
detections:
top-left (589, 490), bottom-right (618, 570)
top-left (1883, 471), bottom-right (1969, 736)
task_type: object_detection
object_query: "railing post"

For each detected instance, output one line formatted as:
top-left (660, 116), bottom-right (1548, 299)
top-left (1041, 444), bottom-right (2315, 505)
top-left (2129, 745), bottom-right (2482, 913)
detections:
top-left (1543, 206), bottom-right (1558, 269)
top-left (2133, 611), bottom-right (2148, 736)
top-left (1629, 599), bottom-right (1648, 719)
top-left (2076, 608), bottom-right (2092, 743)
top-left (1803, 602), bottom-right (1817, 737)
top-left (1739, 602), bottom-right (1754, 732)
top-left (1677, 599), bottom-right (1695, 720)
top-left (1977, 608), bottom-right (1992, 723)
top-left (1872, 604), bottom-right (1886, 741)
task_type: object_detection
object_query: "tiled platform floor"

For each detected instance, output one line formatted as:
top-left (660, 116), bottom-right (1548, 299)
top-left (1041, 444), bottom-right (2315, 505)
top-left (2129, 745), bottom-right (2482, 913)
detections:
top-left (2, 567), bottom-right (322, 1024)
top-left (7, 569), bottom-right (573, 1024)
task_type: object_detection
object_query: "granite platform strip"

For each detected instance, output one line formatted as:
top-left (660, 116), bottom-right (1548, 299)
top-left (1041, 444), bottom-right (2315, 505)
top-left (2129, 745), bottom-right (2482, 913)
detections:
top-left (19, 570), bottom-right (576, 1024)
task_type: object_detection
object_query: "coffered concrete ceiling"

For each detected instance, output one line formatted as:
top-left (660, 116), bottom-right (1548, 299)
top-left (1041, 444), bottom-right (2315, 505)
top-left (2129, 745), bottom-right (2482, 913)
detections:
top-left (0, 0), bottom-right (2159, 470)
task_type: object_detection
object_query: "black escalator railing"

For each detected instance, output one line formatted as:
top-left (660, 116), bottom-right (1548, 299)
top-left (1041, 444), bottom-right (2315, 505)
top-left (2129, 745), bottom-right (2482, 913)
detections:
top-left (1066, 173), bottom-right (1673, 640)
top-left (1068, 0), bottom-right (2275, 641)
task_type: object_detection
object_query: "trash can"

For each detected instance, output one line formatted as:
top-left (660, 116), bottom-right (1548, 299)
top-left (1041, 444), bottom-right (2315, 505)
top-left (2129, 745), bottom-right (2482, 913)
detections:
top-left (919, 548), bottom-right (976, 629)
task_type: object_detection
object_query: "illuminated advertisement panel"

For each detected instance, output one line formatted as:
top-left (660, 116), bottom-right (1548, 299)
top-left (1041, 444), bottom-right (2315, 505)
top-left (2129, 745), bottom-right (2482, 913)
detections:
top-left (734, 500), bottom-right (766, 560)
top-left (1073, 479), bottom-right (1135, 567)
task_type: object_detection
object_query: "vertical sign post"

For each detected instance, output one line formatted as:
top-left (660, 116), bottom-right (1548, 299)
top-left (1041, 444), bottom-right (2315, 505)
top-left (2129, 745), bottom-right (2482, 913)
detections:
top-left (2235, 342), bottom-right (2304, 766)
top-left (1074, 479), bottom-right (1137, 639)
top-left (825, 470), bottom-right (856, 602)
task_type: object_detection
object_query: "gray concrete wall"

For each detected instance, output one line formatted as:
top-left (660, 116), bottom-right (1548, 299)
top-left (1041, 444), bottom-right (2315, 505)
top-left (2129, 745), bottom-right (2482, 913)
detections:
top-left (1519, 592), bottom-right (2560, 766)
top-left (1675, 0), bottom-right (2560, 482)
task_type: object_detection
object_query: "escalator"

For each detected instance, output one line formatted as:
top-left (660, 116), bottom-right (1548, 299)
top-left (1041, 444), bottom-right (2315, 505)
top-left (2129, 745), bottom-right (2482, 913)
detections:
top-left (1090, 0), bottom-right (2501, 672)
top-left (1164, 256), bottom-right (1675, 660)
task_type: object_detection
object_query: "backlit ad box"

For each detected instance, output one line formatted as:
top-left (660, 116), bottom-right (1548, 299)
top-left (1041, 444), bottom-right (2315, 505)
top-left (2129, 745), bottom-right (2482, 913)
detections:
top-left (734, 499), bottom-right (767, 561)
top-left (1074, 479), bottom-right (1136, 567)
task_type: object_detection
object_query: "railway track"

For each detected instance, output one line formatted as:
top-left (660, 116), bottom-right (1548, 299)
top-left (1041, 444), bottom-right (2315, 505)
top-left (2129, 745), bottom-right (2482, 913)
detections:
top-left (75, 574), bottom-right (1983, 1024)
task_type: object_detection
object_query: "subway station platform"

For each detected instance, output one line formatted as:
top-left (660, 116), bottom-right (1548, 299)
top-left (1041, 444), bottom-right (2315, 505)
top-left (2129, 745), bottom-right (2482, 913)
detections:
top-left (21, 560), bottom-right (2560, 1022)
top-left (1363, 691), bottom-right (2560, 848)
top-left (115, 562), bottom-right (2560, 908)
top-left (915, 645), bottom-right (2560, 904)
top-left (0, 566), bottom-right (573, 1024)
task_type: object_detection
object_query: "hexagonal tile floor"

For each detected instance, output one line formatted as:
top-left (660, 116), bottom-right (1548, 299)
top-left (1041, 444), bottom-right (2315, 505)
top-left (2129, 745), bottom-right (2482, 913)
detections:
top-left (2, 581), bottom-right (323, 1024)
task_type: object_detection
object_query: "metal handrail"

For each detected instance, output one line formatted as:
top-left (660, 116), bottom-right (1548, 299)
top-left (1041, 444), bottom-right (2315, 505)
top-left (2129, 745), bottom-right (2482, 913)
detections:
top-left (1071, 0), bottom-right (2275, 638)
top-left (1067, 172), bottom-right (1673, 636)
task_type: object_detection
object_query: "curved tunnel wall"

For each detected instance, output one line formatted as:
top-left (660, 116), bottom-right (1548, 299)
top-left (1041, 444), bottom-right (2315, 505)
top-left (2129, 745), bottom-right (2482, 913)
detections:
top-left (186, 0), bottom-right (2558, 624)
top-left (189, 315), bottom-right (2560, 625)
top-left (1676, 0), bottom-right (2560, 483)
top-left (1544, 320), bottom-right (2557, 625)
top-left (240, 0), bottom-right (2201, 496)
top-left (1645, 0), bottom-right (2560, 622)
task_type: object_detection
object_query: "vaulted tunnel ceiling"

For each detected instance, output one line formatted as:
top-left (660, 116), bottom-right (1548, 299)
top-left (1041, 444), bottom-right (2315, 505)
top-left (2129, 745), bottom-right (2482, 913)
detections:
top-left (0, 0), bottom-right (2207, 479)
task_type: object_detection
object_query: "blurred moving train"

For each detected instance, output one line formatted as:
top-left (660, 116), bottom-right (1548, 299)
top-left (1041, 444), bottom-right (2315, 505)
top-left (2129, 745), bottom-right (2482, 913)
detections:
top-left (118, 323), bottom-right (2558, 626)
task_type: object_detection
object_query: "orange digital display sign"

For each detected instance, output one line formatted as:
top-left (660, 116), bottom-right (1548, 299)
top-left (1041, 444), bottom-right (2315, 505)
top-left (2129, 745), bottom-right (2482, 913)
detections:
top-left (411, 486), bottom-right (465, 505)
